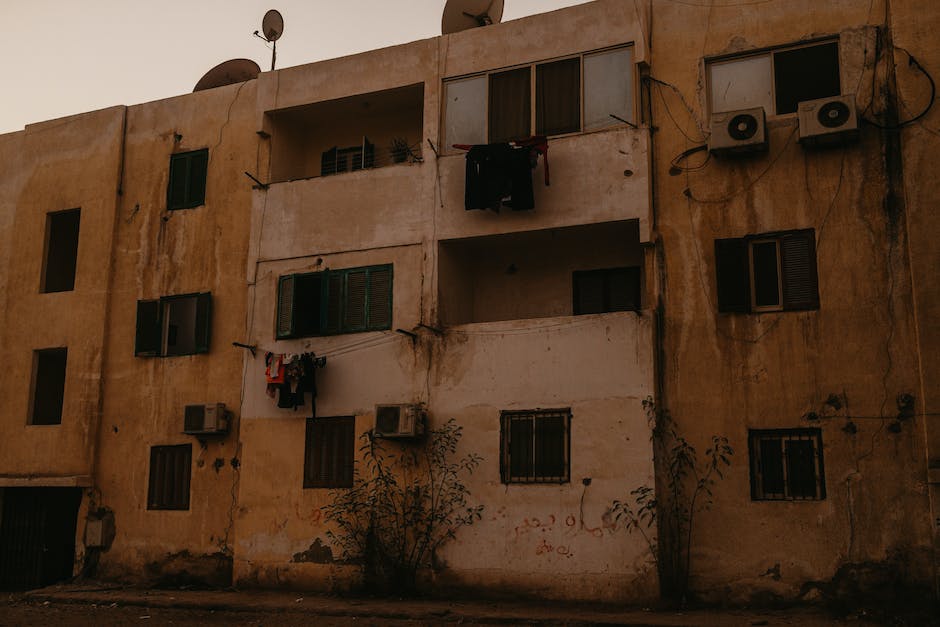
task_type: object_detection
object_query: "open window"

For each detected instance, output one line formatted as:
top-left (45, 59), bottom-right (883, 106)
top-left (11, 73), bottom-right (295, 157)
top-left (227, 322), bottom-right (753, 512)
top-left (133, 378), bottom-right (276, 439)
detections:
top-left (135, 293), bottom-right (212, 357)
top-left (715, 229), bottom-right (818, 313)
top-left (276, 265), bottom-right (392, 339)
top-left (167, 149), bottom-right (208, 210)
top-left (443, 46), bottom-right (634, 150)
top-left (749, 429), bottom-right (825, 500)
top-left (500, 409), bottom-right (571, 484)
top-left (41, 209), bottom-right (80, 293)
top-left (707, 40), bottom-right (840, 116)
top-left (30, 348), bottom-right (68, 425)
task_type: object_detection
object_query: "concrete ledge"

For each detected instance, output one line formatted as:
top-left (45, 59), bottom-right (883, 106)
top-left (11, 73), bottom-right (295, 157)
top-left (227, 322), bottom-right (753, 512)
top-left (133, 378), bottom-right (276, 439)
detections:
top-left (0, 475), bottom-right (92, 487)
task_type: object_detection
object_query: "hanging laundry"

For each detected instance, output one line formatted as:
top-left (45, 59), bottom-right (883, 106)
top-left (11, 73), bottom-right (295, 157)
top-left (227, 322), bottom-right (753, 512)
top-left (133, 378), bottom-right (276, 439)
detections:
top-left (455, 135), bottom-right (548, 212)
top-left (264, 352), bottom-right (326, 413)
top-left (265, 353), bottom-right (285, 384)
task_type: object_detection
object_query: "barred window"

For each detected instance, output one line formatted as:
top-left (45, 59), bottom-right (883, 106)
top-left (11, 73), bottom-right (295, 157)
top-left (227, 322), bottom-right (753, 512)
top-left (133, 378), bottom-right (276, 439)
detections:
top-left (500, 409), bottom-right (571, 484)
top-left (748, 429), bottom-right (825, 501)
top-left (148, 444), bottom-right (192, 510)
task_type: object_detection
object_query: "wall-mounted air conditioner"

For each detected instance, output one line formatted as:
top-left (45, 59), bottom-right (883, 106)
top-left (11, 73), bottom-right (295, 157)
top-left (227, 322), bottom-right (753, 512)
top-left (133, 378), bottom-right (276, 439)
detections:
top-left (374, 404), bottom-right (424, 438)
top-left (798, 94), bottom-right (859, 147)
top-left (183, 403), bottom-right (229, 436)
top-left (709, 107), bottom-right (768, 156)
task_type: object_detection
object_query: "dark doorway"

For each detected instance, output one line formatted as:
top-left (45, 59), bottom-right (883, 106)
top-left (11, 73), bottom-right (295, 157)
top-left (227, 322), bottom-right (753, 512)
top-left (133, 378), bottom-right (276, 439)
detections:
top-left (0, 487), bottom-right (82, 589)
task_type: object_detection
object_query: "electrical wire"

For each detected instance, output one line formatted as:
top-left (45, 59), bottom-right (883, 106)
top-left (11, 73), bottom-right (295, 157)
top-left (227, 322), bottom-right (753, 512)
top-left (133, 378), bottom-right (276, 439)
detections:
top-left (648, 77), bottom-right (709, 142)
top-left (861, 45), bottom-right (936, 130)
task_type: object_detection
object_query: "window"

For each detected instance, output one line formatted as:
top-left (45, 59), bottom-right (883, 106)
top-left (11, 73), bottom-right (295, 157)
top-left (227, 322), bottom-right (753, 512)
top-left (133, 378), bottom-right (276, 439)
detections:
top-left (167, 149), bottom-right (209, 210)
top-left (30, 348), bottom-right (67, 425)
top-left (714, 229), bottom-right (818, 313)
top-left (304, 416), bottom-right (355, 488)
top-left (135, 293), bottom-right (212, 357)
top-left (443, 46), bottom-right (634, 149)
top-left (148, 444), bottom-right (192, 510)
top-left (749, 429), bottom-right (825, 500)
top-left (276, 265), bottom-right (392, 339)
top-left (708, 40), bottom-right (840, 116)
top-left (500, 409), bottom-right (571, 484)
top-left (321, 138), bottom-right (375, 176)
top-left (573, 267), bottom-right (640, 315)
top-left (41, 209), bottom-right (80, 293)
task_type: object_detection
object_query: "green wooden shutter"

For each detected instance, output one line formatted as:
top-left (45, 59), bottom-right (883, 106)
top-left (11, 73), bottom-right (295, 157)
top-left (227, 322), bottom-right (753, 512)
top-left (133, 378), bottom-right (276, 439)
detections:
top-left (781, 229), bottom-right (819, 311)
top-left (167, 155), bottom-right (188, 209)
top-left (135, 300), bottom-right (161, 357)
top-left (188, 149), bottom-right (209, 207)
top-left (715, 238), bottom-right (750, 313)
top-left (276, 275), bottom-right (296, 339)
top-left (194, 292), bottom-right (212, 354)
top-left (344, 270), bottom-right (368, 331)
top-left (367, 265), bottom-right (392, 330)
top-left (321, 271), bottom-right (343, 334)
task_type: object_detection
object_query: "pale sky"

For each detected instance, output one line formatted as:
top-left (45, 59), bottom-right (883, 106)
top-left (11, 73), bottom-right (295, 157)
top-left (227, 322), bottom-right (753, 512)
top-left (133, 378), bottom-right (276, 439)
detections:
top-left (0, 1), bottom-right (592, 134)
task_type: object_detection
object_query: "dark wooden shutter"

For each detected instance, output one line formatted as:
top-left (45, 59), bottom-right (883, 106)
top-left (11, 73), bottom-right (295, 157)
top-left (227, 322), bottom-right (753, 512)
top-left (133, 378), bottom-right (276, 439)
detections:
top-left (507, 416), bottom-right (534, 482)
top-left (148, 445), bottom-right (191, 510)
top-left (535, 414), bottom-right (567, 480)
top-left (194, 292), bottom-right (212, 354)
top-left (167, 155), bottom-right (188, 209)
top-left (536, 57), bottom-right (581, 136)
top-left (367, 266), bottom-right (392, 329)
top-left (276, 275), bottom-right (296, 339)
top-left (304, 417), bottom-right (355, 488)
top-left (321, 271), bottom-right (343, 334)
top-left (188, 149), bottom-right (209, 206)
top-left (715, 238), bottom-right (750, 313)
top-left (135, 300), bottom-right (161, 356)
top-left (785, 438), bottom-right (817, 498)
top-left (573, 271), bottom-right (605, 315)
top-left (781, 229), bottom-right (819, 311)
top-left (489, 67), bottom-right (531, 143)
top-left (758, 438), bottom-right (785, 498)
top-left (344, 270), bottom-right (368, 331)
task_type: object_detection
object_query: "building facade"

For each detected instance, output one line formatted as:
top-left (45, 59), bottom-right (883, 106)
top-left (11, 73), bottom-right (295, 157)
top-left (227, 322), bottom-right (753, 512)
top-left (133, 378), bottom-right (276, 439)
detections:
top-left (0, 0), bottom-right (936, 604)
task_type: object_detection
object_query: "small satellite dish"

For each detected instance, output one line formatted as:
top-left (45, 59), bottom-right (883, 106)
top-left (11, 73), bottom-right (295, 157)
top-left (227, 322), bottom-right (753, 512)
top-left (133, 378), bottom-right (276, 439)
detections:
top-left (193, 59), bottom-right (261, 92)
top-left (442, 0), bottom-right (504, 35)
top-left (262, 9), bottom-right (284, 42)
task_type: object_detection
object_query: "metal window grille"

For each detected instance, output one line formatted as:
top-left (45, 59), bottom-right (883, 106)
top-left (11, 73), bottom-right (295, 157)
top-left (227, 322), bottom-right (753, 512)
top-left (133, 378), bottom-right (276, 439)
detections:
top-left (148, 445), bottom-right (192, 510)
top-left (304, 416), bottom-right (355, 489)
top-left (748, 429), bottom-right (825, 501)
top-left (500, 409), bottom-right (571, 484)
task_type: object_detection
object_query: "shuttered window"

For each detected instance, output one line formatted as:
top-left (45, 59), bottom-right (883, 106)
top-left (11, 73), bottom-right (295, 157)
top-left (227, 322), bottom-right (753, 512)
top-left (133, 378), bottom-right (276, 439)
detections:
top-left (167, 149), bottom-right (209, 210)
top-left (148, 444), bottom-right (192, 510)
top-left (715, 229), bottom-right (818, 313)
top-left (304, 416), bottom-right (355, 488)
top-left (276, 264), bottom-right (393, 339)
top-left (500, 409), bottom-right (571, 484)
top-left (573, 267), bottom-right (640, 315)
top-left (748, 429), bottom-right (825, 500)
top-left (135, 293), bottom-right (211, 357)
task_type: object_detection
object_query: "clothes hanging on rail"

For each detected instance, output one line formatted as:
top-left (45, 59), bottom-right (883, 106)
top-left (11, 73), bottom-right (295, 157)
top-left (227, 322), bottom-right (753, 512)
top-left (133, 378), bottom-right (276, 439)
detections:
top-left (265, 352), bottom-right (326, 414)
top-left (455, 135), bottom-right (548, 212)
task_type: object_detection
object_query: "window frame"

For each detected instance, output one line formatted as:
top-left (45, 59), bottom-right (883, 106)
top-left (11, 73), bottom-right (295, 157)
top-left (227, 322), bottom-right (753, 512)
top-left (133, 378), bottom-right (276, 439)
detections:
top-left (706, 38), bottom-right (841, 117)
top-left (135, 292), bottom-right (212, 357)
top-left (276, 264), bottom-right (393, 340)
top-left (147, 444), bottom-right (192, 510)
top-left (29, 347), bottom-right (68, 426)
top-left (714, 228), bottom-right (819, 314)
top-left (748, 428), bottom-right (826, 501)
top-left (442, 45), bottom-right (635, 152)
top-left (500, 408), bottom-right (571, 485)
top-left (304, 416), bottom-right (356, 489)
top-left (40, 208), bottom-right (81, 294)
top-left (167, 148), bottom-right (209, 210)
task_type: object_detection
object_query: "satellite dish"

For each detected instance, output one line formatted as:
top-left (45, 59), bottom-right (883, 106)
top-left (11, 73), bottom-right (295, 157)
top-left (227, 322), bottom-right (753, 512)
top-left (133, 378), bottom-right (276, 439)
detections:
top-left (262, 9), bottom-right (284, 42)
top-left (442, 0), bottom-right (504, 35)
top-left (193, 58), bottom-right (261, 92)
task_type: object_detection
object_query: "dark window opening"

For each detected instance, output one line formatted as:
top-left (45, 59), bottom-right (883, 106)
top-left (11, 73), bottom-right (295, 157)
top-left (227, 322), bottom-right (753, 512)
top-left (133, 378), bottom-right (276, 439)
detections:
top-left (489, 67), bottom-right (531, 143)
top-left (148, 445), bottom-right (192, 510)
top-left (41, 209), bottom-right (80, 293)
top-left (715, 229), bottom-right (818, 313)
top-left (276, 265), bottom-right (392, 339)
top-left (773, 42), bottom-right (841, 115)
top-left (573, 267), bottom-right (641, 314)
top-left (304, 416), bottom-right (355, 488)
top-left (167, 149), bottom-right (209, 210)
top-left (536, 58), bottom-right (581, 136)
top-left (321, 139), bottom-right (376, 176)
top-left (500, 409), bottom-right (571, 484)
top-left (30, 348), bottom-right (67, 425)
top-left (749, 429), bottom-right (825, 500)
top-left (135, 293), bottom-right (211, 357)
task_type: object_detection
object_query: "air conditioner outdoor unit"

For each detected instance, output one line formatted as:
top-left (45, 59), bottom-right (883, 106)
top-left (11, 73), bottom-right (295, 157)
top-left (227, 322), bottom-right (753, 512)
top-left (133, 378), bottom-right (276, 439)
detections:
top-left (798, 94), bottom-right (859, 147)
top-left (374, 404), bottom-right (424, 438)
top-left (709, 107), bottom-right (768, 156)
top-left (183, 403), bottom-right (229, 436)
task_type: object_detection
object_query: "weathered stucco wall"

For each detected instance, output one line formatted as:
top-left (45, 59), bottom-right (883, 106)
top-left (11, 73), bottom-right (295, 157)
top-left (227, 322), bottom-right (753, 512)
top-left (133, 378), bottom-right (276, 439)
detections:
top-left (649, 0), bottom-right (934, 602)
